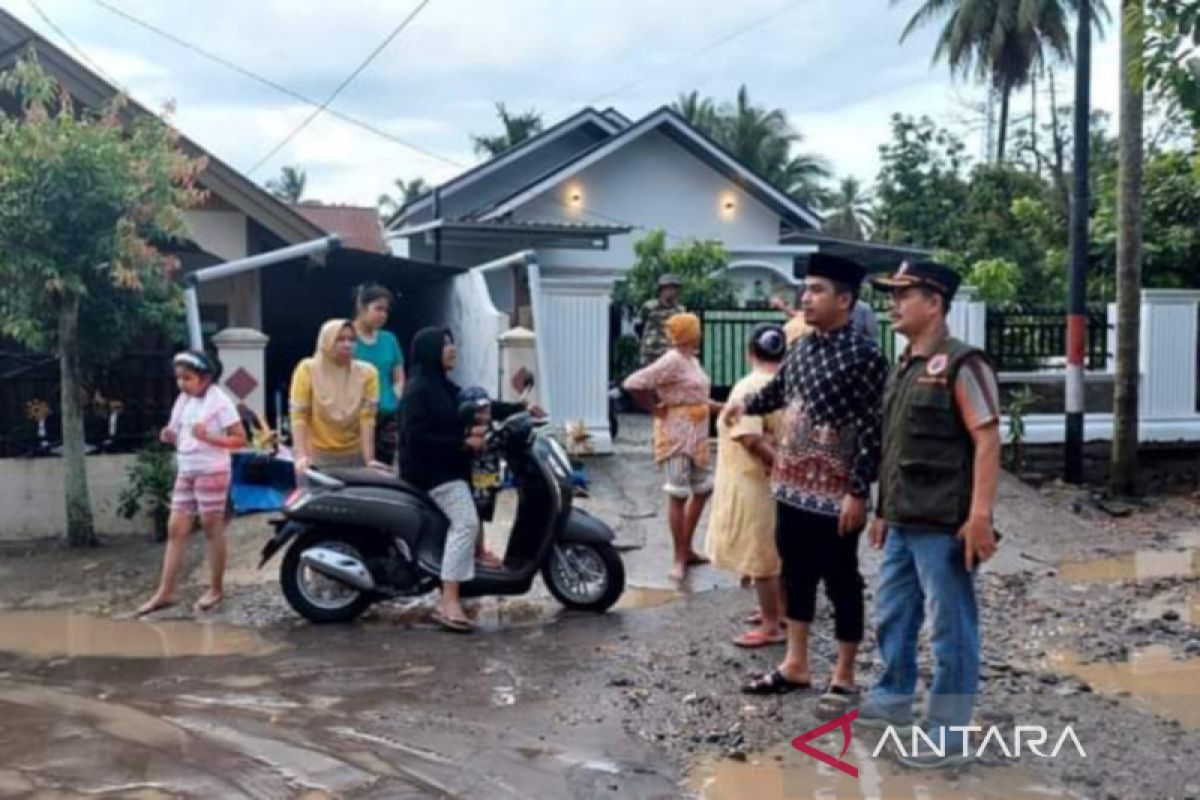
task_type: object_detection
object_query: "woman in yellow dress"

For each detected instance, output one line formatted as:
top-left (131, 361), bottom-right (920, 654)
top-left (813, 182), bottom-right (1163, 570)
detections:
top-left (708, 324), bottom-right (788, 647)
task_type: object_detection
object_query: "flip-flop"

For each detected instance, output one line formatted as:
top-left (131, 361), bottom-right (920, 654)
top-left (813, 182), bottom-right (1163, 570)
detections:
top-left (733, 629), bottom-right (786, 648)
top-left (134, 599), bottom-right (177, 618)
top-left (816, 684), bottom-right (860, 717)
top-left (193, 595), bottom-right (224, 612)
top-left (741, 669), bottom-right (812, 695)
top-left (431, 611), bottom-right (474, 634)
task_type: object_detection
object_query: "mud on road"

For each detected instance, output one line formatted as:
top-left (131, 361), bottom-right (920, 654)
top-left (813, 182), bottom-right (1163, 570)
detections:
top-left (0, 425), bottom-right (1198, 798)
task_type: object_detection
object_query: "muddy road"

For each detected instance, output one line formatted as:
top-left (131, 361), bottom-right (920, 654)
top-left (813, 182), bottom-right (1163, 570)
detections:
top-left (1, 417), bottom-right (1198, 798)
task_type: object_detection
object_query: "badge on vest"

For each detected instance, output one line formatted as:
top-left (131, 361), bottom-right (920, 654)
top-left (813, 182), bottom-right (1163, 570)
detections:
top-left (926, 354), bottom-right (949, 376)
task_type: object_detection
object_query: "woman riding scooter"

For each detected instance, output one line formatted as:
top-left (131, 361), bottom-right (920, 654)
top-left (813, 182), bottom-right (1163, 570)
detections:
top-left (400, 327), bottom-right (540, 633)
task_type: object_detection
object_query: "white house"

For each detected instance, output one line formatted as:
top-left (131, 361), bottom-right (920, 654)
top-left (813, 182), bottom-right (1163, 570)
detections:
top-left (386, 106), bottom-right (920, 453)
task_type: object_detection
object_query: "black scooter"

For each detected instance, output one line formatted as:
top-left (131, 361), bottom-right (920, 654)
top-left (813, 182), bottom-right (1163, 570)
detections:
top-left (260, 408), bottom-right (626, 623)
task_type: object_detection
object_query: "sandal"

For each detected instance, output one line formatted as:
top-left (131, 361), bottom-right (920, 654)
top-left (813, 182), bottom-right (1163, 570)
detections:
top-left (744, 610), bottom-right (763, 625)
top-left (816, 684), bottom-right (860, 717)
top-left (194, 593), bottom-right (224, 612)
top-left (134, 599), bottom-right (177, 618)
top-left (431, 611), bottom-right (474, 634)
top-left (741, 669), bottom-right (812, 695)
top-left (733, 629), bottom-right (786, 648)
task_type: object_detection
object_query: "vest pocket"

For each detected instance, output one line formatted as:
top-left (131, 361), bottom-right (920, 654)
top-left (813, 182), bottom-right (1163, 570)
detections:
top-left (895, 459), bottom-right (960, 526)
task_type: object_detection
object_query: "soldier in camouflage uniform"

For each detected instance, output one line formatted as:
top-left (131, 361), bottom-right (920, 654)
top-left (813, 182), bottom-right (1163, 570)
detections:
top-left (638, 274), bottom-right (686, 366)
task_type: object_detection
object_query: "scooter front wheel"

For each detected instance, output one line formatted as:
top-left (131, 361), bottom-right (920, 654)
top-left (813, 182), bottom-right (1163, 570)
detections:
top-left (542, 542), bottom-right (625, 612)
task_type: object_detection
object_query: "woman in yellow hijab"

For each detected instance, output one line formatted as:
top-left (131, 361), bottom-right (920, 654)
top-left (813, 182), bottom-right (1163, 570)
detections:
top-left (289, 319), bottom-right (381, 476)
top-left (622, 312), bottom-right (722, 581)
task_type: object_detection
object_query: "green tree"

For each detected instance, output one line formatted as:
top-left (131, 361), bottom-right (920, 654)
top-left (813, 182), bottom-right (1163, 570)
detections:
top-left (673, 90), bottom-right (718, 131)
top-left (873, 114), bottom-right (970, 249)
top-left (671, 85), bottom-right (831, 206)
top-left (823, 177), bottom-right (875, 239)
top-left (0, 54), bottom-right (205, 546)
top-left (1139, 0), bottom-right (1200, 129)
top-left (378, 176), bottom-right (429, 217)
top-left (266, 165), bottom-right (306, 203)
top-left (892, 0), bottom-right (1107, 162)
top-left (612, 229), bottom-right (735, 317)
top-left (471, 102), bottom-right (543, 158)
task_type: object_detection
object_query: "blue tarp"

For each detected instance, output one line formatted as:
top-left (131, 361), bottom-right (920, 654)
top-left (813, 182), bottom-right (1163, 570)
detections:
top-left (229, 452), bottom-right (295, 515)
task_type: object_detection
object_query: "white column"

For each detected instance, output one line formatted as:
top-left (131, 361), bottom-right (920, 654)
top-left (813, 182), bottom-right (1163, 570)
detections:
top-left (529, 265), bottom-right (616, 454)
top-left (212, 327), bottom-right (269, 417)
top-left (498, 326), bottom-right (541, 406)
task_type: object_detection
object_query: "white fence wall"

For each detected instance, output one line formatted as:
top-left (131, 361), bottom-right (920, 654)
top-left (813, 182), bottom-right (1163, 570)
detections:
top-left (1002, 290), bottom-right (1200, 445)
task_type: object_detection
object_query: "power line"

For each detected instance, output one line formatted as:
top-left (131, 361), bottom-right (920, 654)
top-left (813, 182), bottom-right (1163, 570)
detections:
top-left (246, 0), bottom-right (433, 175)
top-left (25, 0), bottom-right (123, 89)
top-left (588, 0), bottom-right (808, 105)
top-left (90, 0), bottom-right (462, 170)
top-left (83, 0), bottom-right (766, 243)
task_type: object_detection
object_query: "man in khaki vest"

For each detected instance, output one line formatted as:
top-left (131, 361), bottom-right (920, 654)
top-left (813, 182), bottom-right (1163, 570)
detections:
top-left (858, 261), bottom-right (1001, 770)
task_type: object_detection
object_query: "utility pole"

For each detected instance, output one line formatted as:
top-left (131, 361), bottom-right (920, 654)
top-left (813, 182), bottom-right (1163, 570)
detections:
top-left (1065, 1), bottom-right (1092, 483)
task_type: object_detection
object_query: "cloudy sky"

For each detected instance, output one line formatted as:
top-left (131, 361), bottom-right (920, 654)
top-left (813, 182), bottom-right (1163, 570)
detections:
top-left (1, 0), bottom-right (1123, 207)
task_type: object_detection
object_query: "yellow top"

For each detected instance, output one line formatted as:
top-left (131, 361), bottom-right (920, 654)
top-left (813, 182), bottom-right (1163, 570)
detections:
top-left (289, 359), bottom-right (379, 456)
top-left (704, 370), bottom-right (784, 578)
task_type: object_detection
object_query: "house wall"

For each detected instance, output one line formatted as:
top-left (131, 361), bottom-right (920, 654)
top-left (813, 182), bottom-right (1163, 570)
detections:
top-left (183, 208), bottom-right (262, 330)
top-left (514, 129), bottom-right (784, 271)
top-left (0, 455), bottom-right (145, 540)
top-left (184, 209), bottom-right (248, 261)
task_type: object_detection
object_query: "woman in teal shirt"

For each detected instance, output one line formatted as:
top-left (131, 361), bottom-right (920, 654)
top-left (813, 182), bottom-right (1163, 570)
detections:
top-left (352, 283), bottom-right (405, 466)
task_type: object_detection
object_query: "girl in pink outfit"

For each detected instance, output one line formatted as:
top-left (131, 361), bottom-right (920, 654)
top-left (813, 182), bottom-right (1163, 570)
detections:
top-left (137, 351), bottom-right (247, 616)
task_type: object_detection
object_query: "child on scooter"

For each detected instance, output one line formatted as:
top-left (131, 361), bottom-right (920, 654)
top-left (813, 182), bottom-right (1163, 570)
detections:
top-left (137, 351), bottom-right (247, 616)
top-left (457, 386), bottom-right (506, 568)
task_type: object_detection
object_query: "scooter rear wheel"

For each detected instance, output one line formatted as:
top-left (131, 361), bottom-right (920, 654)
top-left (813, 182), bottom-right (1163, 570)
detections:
top-left (280, 530), bottom-right (373, 624)
top-left (542, 542), bottom-right (625, 612)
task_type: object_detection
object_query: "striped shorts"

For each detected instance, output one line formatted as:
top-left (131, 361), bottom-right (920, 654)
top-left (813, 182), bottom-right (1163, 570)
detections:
top-left (171, 471), bottom-right (231, 517)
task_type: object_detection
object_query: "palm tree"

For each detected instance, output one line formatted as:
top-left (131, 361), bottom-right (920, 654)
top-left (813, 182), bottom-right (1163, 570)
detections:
top-left (378, 177), bottom-right (429, 217)
top-left (266, 165), bottom-right (306, 203)
top-left (1111, 0), bottom-right (1144, 494)
top-left (823, 177), bottom-right (876, 240)
top-left (676, 85), bottom-right (831, 206)
top-left (672, 90), bottom-right (718, 131)
top-left (893, 0), bottom-right (1108, 162)
top-left (471, 103), bottom-right (544, 158)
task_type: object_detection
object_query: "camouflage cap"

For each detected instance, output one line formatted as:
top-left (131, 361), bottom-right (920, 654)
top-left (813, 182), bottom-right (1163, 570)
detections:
top-left (657, 273), bottom-right (682, 288)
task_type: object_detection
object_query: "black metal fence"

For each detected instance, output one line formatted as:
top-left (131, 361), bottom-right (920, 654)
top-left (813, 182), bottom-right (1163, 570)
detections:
top-left (697, 305), bottom-right (1111, 394)
top-left (985, 308), bottom-right (1110, 372)
top-left (0, 346), bottom-right (177, 458)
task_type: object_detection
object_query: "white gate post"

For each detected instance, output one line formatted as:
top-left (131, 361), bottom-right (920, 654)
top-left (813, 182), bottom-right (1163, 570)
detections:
top-left (212, 327), bottom-right (269, 417)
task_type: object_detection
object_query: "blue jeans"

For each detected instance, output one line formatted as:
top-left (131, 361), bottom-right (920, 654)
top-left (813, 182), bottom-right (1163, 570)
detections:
top-left (864, 526), bottom-right (979, 752)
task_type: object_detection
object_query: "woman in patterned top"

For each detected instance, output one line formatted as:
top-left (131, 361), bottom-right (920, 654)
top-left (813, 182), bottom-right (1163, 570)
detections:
top-left (623, 313), bottom-right (723, 581)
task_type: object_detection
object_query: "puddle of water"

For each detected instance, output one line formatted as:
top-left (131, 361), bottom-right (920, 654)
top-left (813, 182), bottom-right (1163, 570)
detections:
top-left (177, 693), bottom-right (302, 713)
top-left (1058, 549), bottom-right (1199, 583)
top-left (0, 611), bottom-right (279, 659)
top-left (1134, 590), bottom-right (1200, 625)
top-left (0, 768), bottom-right (34, 795)
top-left (0, 682), bottom-right (187, 750)
top-left (1049, 646), bottom-right (1200, 728)
top-left (615, 586), bottom-right (685, 611)
top-left (170, 716), bottom-right (374, 793)
top-left (690, 744), bottom-right (1072, 799)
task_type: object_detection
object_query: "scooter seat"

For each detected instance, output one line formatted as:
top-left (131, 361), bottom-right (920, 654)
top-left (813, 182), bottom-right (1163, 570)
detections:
top-left (321, 467), bottom-right (419, 493)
